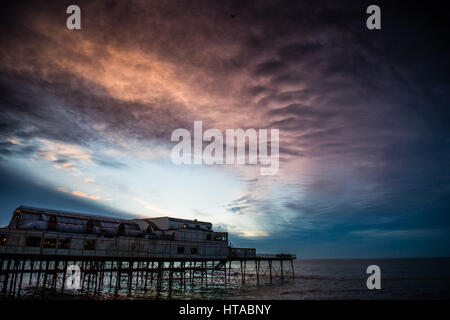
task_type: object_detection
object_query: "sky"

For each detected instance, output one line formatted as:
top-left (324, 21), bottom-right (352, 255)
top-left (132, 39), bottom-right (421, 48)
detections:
top-left (0, 0), bottom-right (449, 258)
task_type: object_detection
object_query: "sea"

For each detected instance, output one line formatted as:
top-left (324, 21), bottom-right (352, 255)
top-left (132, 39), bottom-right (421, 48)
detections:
top-left (164, 258), bottom-right (450, 300)
top-left (16, 258), bottom-right (450, 300)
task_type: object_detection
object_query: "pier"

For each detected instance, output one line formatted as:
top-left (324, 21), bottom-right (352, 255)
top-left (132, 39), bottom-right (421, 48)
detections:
top-left (0, 206), bottom-right (295, 298)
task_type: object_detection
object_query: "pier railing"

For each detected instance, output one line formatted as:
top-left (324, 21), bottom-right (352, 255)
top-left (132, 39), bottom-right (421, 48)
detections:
top-left (256, 253), bottom-right (297, 259)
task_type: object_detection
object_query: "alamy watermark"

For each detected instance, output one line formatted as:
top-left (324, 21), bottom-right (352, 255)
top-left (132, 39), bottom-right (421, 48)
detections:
top-left (170, 121), bottom-right (279, 175)
top-left (366, 265), bottom-right (381, 290)
top-left (366, 4), bottom-right (381, 30)
top-left (65, 264), bottom-right (81, 290)
top-left (66, 5), bottom-right (81, 30)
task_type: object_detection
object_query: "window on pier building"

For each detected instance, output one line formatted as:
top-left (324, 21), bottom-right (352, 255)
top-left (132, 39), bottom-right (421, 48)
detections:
top-left (47, 215), bottom-right (57, 231)
top-left (0, 234), bottom-right (7, 246)
top-left (84, 239), bottom-right (96, 250)
top-left (206, 234), bottom-right (212, 240)
top-left (25, 236), bottom-right (42, 247)
top-left (58, 238), bottom-right (71, 249)
top-left (43, 238), bottom-right (57, 248)
top-left (191, 247), bottom-right (198, 254)
top-left (215, 234), bottom-right (227, 241)
top-left (118, 223), bottom-right (125, 236)
top-left (183, 224), bottom-right (188, 229)
top-left (10, 210), bottom-right (23, 229)
top-left (86, 219), bottom-right (96, 234)
top-left (177, 246), bottom-right (185, 254)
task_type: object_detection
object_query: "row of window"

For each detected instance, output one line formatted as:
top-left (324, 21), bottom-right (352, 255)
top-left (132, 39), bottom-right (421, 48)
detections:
top-left (183, 223), bottom-right (200, 229)
top-left (42, 215), bottom-right (135, 236)
top-left (24, 236), bottom-right (96, 250)
top-left (205, 234), bottom-right (227, 241)
top-left (1, 232), bottom-right (225, 246)
top-left (177, 246), bottom-right (198, 254)
top-left (1, 235), bottom-right (211, 254)
top-left (181, 225), bottom-right (225, 239)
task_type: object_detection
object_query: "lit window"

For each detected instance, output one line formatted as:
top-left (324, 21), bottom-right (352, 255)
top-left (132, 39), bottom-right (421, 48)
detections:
top-left (58, 239), bottom-right (71, 249)
top-left (191, 247), bottom-right (198, 254)
top-left (0, 234), bottom-right (7, 246)
top-left (43, 238), bottom-right (57, 248)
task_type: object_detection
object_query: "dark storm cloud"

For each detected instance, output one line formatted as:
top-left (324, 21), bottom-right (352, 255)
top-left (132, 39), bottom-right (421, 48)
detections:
top-left (0, 71), bottom-right (193, 144)
top-left (1, 0), bottom-right (447, 166)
